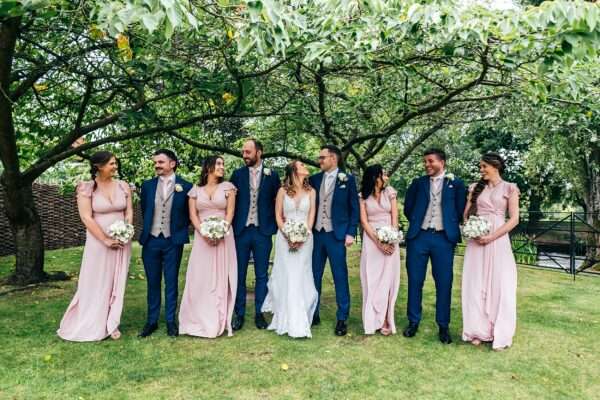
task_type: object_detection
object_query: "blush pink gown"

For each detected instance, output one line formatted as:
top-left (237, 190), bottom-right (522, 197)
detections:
top-left (359, 186), bottom-right (401, 335)
top-left (179, 182), bottom-right (238, 338)
top-left (461, 180), bottom-right (519, 349)
top-left (57, 180), bottom-right (132, 342)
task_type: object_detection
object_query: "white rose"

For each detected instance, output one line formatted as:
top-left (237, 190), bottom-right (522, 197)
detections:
top-left (445, 173), bottom-right (455, 181)
top-left (174, 183), bottom-right (183, 192)
top-left (263, 168), bottom-right (272, 176)
top-left (338, 172), bottom-right (348, 182)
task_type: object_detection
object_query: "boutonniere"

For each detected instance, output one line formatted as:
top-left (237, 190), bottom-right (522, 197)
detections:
top-left (174, 183), bottom-right (183, 192)
top-left (445, 173), bottom-right (455, 182)
top-left (263, 167), bottom-right (272, 176)
top-left (337, 172), bottom-right (348, 183)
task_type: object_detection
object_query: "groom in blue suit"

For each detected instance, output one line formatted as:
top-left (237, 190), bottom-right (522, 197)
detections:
top-left (230, 139), bottom-right (280, 331)
top-left (138, 149), bottom-right (192, 338)
top-left (403, 148), bottom-right (466, 344)
top-left (309, 145), bottom-right (359, 336)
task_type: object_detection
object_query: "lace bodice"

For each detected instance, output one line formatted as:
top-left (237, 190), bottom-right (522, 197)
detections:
top-left (283, 193), bottom-right (310, 222)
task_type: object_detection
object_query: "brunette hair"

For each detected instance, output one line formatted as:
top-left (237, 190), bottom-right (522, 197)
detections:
top-left (468, 152), bottom-right (506, 216)
top-left (360, 164), bottom-right (384, 200)
top-left (199, 155), bottom-right (225, 186)
top-left (89, 151), bottom-right (116, 191)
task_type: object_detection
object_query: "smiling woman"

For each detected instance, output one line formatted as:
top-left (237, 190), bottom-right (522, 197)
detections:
top-left (57, 151), bottom-right (133, 342)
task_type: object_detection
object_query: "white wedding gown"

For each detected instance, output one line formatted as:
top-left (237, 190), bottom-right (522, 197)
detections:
top-left (262, 193), bottom-right (318, 338)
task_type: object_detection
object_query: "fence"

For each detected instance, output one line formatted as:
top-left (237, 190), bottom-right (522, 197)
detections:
top-left (0, 184), bottom-right (143, 257)
top-left (1, 185), bottom-right (599, 279)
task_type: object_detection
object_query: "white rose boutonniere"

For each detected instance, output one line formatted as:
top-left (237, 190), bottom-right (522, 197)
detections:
top-left (445, 173), bottom-right (455, 181)
top-left (263, 167), bottom-right (272, 176)
top-left (337, 172), bottom-right (348, 183)
top-left (174, 183), bottom-right (183, 192)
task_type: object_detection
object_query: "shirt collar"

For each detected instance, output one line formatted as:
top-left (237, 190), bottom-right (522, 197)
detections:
top-left (250, 162), bottom-right (263, 172)
top-left (160, 173), bottom-right (176, 183)
top-left (431, 170), bottom-right (446, 181)
top-left (326, 168), bottom-right (339, 179)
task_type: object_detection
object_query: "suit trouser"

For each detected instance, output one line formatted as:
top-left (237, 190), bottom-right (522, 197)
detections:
top-left (312, 230), bottom-right (351, 321)
top-left (234, 226), bottom-right (272, 316)
top-left (142, 234), bottom-right (184, 324)
top-left (406, 229), bottom-right (455, 328)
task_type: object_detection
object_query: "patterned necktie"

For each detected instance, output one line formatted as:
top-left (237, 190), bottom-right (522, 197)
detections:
top-left (163, 178), bottom-right (171, 199)
top-left (326, 174), bottom-right (335, 193)
top-left (251, 168), bottom-right (258, 189)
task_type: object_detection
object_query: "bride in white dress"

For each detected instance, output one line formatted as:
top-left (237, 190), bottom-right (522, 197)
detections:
top-left (262, 160), bottom-right (318, 338)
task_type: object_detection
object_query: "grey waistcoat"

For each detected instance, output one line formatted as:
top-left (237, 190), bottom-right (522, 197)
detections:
top-left (150, 178), bottom-right (175, 238)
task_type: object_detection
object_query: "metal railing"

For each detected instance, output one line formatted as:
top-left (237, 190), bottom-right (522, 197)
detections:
top-left (392, 212), bottom-right (600, 278)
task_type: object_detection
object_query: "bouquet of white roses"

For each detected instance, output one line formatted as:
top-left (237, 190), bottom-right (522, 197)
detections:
top-left (462, 216), bottom-right (491, 240)
top-left (200, 216), bottom-right (229, 240)
top-left (375, 226), bottom-right (403, 244)
top-left (108, 220), bottom-right (135, 243)
top-left (282, 219), bottom-right (309, 252)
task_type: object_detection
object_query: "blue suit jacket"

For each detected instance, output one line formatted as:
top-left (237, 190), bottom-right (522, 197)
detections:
top-left (309, 171), bottom-right (360, 241)
top-left (230, 166), bottom-right (280, 236)
top-left (138, 175), bottom-right (193, 246)
top-left (403, 175), bottom-right (467, 244)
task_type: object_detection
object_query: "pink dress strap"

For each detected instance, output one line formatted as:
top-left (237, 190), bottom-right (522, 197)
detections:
top-left (502, 182), bottom-right (520, 199)
top-left (116, 180), bottom-right (130, 198)
top-left (385, 186), bottom-right (397, 200)
top-left (188, 185), bottom-right (199, 198)
top-left (76, 181), bottom-right (94, 198)
top-left (222, 181), bottom-right (237, 197)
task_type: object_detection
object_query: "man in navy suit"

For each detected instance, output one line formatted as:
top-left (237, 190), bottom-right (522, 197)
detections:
top-left (230, 139), bottom-right (280, 330)
top-left (138, 149), bottom-right (192, 338)
top-left (309, 145), bottom-right (359, 336)
top-left (403, 148), bottom-right (466, 344)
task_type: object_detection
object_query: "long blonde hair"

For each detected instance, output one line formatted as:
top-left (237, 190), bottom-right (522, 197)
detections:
top-left (282, 160), bottom-right (310, 196)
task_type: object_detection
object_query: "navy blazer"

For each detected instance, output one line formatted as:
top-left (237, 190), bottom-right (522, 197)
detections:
top-left (403, 175), bottom-right (467, 244)
top-left (138, 175), bottom-right (193, 246)
top-left (309, 171), bottom-right (360, 241)
top-left (230, 165), bottom-right (280, 236)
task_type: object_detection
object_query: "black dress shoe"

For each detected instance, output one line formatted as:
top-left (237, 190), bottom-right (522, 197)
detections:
top-left (166, 322), bottom-right (179, 337)
top-left (138, 323), bottom-right (158, 338)
top-left (439, 327), bottom-right (452, 344)
top-left (335, 320), bottom-right (348, 336)
top-left (312, 314), bottom-right (321, 326)
top-left (232, 314), bottom-right (245, 331)
top-left (255, 313), bottom-right (268, 329)
top-left (402, 322), bottom-right (419, 338)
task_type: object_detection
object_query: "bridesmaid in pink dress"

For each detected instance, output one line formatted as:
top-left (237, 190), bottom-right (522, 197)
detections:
top-left (359, 165), bottom-right (401, 336)
top-left (179, 155), bottom-right (238, 338)
top-left (461, 153), bottom-right (520, 350)
top-left (58, 151), bottom-right (133, 341)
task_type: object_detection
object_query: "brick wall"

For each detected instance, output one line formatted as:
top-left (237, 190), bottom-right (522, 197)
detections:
top-left (0, 184), bottom-right (143, 257)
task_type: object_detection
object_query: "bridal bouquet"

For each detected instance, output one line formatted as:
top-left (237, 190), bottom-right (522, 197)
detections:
top-left (108, 220), bottom-right (135, 243)
top-left (375, 226), bottom-right (403, 244)
top-left (282, 220), bottom-right (309, 252)
top-left (200, 216), bottom-right (229, 240)
top-left (462, 216), bottom-right (491, 240)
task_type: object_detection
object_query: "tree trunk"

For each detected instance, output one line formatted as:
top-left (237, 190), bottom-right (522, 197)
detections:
top-left (526, 191), bottom-right (544, 235)
top-left (2, 181), bottom-right (47, 284)
top-left (1, 17), bottom-right (59, 284)
top-left (583, 145), bottom-right (600, 269)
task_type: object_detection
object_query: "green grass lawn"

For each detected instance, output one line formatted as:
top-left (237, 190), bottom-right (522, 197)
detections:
top-left (1, 244), bottom-right (599, 400)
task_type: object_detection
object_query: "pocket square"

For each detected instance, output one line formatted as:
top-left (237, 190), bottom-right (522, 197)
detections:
top-left (340, 185), bottom-right (346, 189)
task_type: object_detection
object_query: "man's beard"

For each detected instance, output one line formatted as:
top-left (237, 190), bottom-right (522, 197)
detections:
top-left (244, 157), bottom-right (258, 167)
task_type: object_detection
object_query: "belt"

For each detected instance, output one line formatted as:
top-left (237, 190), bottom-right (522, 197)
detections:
top-left (421, 228), bottom-right (445, 234)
